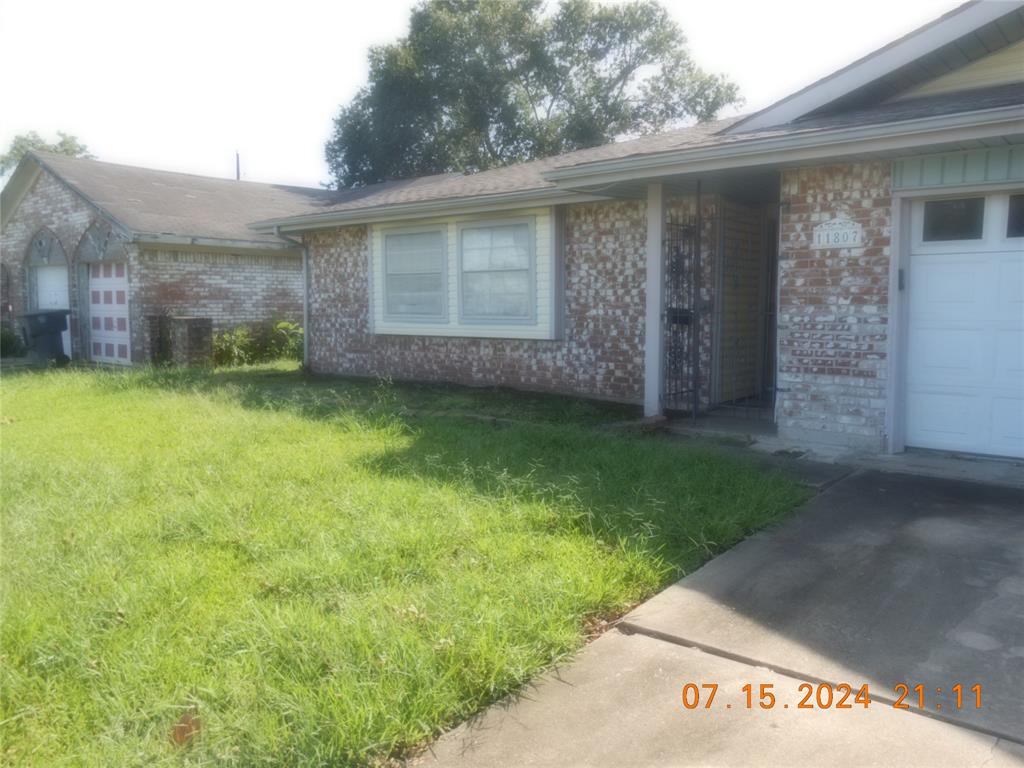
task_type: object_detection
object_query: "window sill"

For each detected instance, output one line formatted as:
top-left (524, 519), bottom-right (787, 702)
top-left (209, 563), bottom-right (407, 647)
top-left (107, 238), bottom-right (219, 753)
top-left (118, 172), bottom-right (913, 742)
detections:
top-left (372, 322), bottom-right (556, 341)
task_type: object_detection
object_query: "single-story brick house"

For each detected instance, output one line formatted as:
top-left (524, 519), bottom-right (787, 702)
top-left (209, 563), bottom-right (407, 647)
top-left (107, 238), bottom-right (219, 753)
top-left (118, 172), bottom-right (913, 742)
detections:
top-left (2, 2), bottom-right (1020, 461)
top-left (0, 151), bottom-right (332, 363)
top-left (249, 1), bottom-right (1023, 460)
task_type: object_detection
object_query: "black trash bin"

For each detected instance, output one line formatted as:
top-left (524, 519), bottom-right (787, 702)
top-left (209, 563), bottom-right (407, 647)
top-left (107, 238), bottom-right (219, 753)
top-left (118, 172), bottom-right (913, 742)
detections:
top-left (20, 310), bottom-right (70, 365)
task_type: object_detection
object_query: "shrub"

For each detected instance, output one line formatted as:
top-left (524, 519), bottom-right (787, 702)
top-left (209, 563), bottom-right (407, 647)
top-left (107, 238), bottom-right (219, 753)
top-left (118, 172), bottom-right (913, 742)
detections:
top-left (213, 321), bottom-right (303, 367)
top-left (272, 320), bottom-right (303, 361)
top-left (0, 326), bottom-right (25, 358)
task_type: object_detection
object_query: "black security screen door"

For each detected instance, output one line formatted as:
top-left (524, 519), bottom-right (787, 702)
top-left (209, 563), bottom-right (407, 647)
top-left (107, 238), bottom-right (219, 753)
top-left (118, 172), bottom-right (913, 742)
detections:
top-left (662, 214), bottom-right (700, 414)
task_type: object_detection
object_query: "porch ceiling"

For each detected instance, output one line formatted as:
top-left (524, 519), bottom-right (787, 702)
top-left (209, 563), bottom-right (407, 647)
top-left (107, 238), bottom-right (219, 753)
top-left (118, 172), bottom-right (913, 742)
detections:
top-left (573, 167), bottom-right (782, 205)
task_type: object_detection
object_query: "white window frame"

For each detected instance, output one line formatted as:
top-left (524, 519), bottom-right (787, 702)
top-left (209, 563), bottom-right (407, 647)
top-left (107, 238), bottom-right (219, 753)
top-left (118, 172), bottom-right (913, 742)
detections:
top-left (381, 224), bottom-right (448, 323)
top-left (369, 207), bottom-right (560, 340)
top-left (456, 217), bottom-right (537, 326)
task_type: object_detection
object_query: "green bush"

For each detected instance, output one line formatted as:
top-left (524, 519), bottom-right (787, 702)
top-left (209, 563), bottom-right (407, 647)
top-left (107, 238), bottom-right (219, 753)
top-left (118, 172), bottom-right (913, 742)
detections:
top-left (213, 320), bottom-right (303, 367)
top-left (0, 326), bottom-right (25, 358)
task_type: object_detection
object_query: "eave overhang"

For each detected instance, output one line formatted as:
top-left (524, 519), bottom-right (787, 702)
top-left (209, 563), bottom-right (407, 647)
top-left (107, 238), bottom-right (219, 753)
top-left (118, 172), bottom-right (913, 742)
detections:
top-left (131, 232), bottom-right (301, 254)
top-left (540, 106), bottom-right (1024, 190)
top-left (249, 188), bottom-right (609, 234)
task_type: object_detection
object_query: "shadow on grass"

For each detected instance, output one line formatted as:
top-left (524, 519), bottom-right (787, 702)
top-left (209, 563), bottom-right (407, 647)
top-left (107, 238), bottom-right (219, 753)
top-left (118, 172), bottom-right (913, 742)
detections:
top-left (92, 364), bottom-right (807, 579)
top-left (97, 363), bottom-right (639, 428)
top-left (3, 364), bottom-right (812, 765)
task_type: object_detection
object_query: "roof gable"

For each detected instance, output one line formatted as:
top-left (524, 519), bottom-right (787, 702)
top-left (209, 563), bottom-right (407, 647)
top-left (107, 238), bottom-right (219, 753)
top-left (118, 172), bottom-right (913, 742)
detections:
top-left (726, 1), bottom-right (1024, 133)
top-left (2, 151), bottom-right (338, 249)
top-left (893, 38), bottom-right (1024, 99)
top-left (0, 157), bottom-right (45, 231)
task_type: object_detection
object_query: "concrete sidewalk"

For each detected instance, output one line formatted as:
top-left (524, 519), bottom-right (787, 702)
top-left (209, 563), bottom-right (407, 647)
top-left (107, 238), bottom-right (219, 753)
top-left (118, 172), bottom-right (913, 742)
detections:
top-left (411, 630), bottom-right (1023, 767)
top-left (411, 469), bottom-right (1024, 767)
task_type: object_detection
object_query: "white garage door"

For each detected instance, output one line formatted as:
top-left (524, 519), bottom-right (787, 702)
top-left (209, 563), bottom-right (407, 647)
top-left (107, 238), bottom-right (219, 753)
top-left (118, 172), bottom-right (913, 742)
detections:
top-left (35, 264), bottom-right (71, 356)
top-left (88, 261), bottom-right (131, 365)
top-left (906, 192), bottom-right (1024, 459)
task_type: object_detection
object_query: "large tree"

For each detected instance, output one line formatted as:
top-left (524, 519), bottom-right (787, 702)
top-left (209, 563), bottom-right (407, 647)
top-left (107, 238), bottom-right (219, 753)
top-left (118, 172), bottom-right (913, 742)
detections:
top-left (326, 0), bottom-right (740, 188)
top-left (0, 131), bottom-right (94, 175)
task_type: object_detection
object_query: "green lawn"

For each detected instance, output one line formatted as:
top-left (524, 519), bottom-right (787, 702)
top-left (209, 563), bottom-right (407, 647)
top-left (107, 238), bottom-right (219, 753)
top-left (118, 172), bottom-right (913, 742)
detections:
top-left (0, 363), bottom-right (807, 766)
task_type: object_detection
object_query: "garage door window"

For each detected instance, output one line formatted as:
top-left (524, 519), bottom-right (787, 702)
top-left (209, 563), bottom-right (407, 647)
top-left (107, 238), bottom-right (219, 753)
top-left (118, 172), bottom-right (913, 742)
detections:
top-left (922, 197), bottom-right (984, 241)
top-left (1007, 194), bottom-right (1024, 238)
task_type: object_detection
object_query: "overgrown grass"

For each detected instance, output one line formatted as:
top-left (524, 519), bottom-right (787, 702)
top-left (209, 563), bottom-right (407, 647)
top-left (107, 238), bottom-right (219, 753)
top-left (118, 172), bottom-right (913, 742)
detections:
top-left (1, 363), bottom-right (807, 766)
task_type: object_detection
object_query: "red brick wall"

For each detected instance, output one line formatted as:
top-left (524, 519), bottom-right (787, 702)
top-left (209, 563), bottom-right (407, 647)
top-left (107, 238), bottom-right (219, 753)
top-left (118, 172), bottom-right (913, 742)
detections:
top-left (305, 200), bottom-right (650, 402)
top-left (131, 248), bottom-right (303, 361)
top-left (777, 162), bottom-right (892, 451)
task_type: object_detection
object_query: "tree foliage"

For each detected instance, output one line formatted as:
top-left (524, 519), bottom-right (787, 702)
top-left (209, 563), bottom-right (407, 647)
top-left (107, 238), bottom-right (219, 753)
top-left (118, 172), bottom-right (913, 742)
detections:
top-left (326, 0), bottom-right (740, 188)
top-left (0, 131), bottom-right (94, 175)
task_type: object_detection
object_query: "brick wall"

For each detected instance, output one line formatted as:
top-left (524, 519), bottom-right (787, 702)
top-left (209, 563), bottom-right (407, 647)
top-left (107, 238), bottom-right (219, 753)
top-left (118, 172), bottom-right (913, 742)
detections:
top-left (305, 199), bottom-right (650, 402)
top-left (776, 161), bottom-right (892, 452)
top-left (131, 248), bottom-right (302, 360)
top-left (0, 171), bottom-right (94, 355)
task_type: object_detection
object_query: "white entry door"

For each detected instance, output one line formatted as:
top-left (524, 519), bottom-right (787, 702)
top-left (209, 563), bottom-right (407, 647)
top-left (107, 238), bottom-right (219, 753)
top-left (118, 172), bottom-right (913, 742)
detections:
top-left (88, 261), bottom-right (131, 365)
top-left (905, 192), bottom-right (1024, 459)
top-left (35, 264), bottom-right (71, 356)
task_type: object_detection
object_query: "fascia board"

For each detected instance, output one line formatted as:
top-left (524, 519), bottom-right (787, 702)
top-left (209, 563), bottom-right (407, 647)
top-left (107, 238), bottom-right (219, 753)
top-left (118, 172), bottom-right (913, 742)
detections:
top-left (541, 107), bottom-right (1024, 187)
top-left (249, 189), bottom-right (606, 233)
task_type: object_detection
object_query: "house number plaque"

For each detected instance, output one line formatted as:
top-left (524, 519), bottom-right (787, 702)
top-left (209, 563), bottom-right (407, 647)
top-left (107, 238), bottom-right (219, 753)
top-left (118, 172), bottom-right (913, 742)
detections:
top-left (811, 216), bottom-right (864, 249)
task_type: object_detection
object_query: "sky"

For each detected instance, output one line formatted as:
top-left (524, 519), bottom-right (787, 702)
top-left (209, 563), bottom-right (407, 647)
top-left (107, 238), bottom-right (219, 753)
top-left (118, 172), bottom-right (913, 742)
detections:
top-left (0, 0), bottom-right (966, 189)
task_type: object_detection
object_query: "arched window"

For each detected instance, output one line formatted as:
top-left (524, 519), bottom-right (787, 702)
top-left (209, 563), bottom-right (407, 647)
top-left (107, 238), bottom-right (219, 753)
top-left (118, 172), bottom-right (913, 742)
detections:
top-left (25, 229), bottom-right (69, 311)
top-left (26, 228), bottom-right (67, 268)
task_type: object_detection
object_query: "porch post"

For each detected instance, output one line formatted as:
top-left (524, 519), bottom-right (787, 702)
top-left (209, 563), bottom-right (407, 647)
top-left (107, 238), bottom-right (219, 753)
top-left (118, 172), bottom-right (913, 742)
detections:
top-left (644, 182), bottom-right (665, 417)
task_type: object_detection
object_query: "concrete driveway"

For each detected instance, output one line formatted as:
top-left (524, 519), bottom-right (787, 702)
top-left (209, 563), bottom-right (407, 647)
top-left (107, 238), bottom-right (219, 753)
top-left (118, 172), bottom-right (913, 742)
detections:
top-left (414, 470), bottom-right (1024, 767)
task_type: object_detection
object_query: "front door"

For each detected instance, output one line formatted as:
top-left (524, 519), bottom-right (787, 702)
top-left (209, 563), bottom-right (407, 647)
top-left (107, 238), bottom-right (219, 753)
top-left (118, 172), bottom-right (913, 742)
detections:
top-left (88, 261), bottom-right (131, 365)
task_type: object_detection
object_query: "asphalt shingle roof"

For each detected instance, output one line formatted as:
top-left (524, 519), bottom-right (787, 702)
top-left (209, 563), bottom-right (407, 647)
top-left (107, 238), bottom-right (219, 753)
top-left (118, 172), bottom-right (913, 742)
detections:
top-left (257, 84), bottom-right (1022, 222)
top-left (29, 151), bottom-right (336, 245)
top-left (22, 81), bottom-right (1022, 236)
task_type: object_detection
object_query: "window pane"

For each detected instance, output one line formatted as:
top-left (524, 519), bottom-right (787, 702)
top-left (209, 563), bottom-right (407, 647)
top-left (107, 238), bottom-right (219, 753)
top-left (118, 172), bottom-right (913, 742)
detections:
top-left (386, 272), bottom-right (444, 316)
top-left (922, 198), bottom-right (984, 241)
top-left (1008, 194), bottom-right (1024, 238)
top-left (462, 224), bottom-right (529, 271)
top-left (385, 230), bottom-right (444, 274)
top-left (463, 271), bottom-right (530, 318)
top-left (384, 229), bottom-right (445, 317)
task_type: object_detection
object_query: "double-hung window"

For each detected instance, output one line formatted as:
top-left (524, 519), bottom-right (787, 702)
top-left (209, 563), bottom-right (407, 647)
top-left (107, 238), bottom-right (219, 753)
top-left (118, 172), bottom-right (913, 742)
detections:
top-left (459, 220), bottom-right (534, 322)
top-left (374, 211), bottom-right (551, 338)
top-left (383, 228), bottom-right (446, 320)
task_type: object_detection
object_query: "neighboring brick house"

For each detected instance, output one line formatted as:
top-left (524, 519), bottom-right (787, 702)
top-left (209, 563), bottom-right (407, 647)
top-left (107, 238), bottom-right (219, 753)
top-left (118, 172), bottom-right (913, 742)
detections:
top-left (0, 152), bottom-right (333, 363)
top-left (250, 2), bottom-right (1023, 460)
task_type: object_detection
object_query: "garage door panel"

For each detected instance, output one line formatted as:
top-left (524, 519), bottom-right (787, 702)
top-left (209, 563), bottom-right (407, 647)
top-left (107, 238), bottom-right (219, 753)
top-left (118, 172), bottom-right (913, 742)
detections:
top-left (997, 262), bottom-right (1024, 328)
top-left (991, 396), bottom-right (1024, 457)
top-left (907, 327), bottom-right (992, 386)
top-left (911, 255), bottom-right (993, 320)
top-left (906, 390), bottom-right (985, 452)
top-left (998, 259), bottom-right (1023, 302)
top-left (994, 330), bottom-right (1024, 384)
